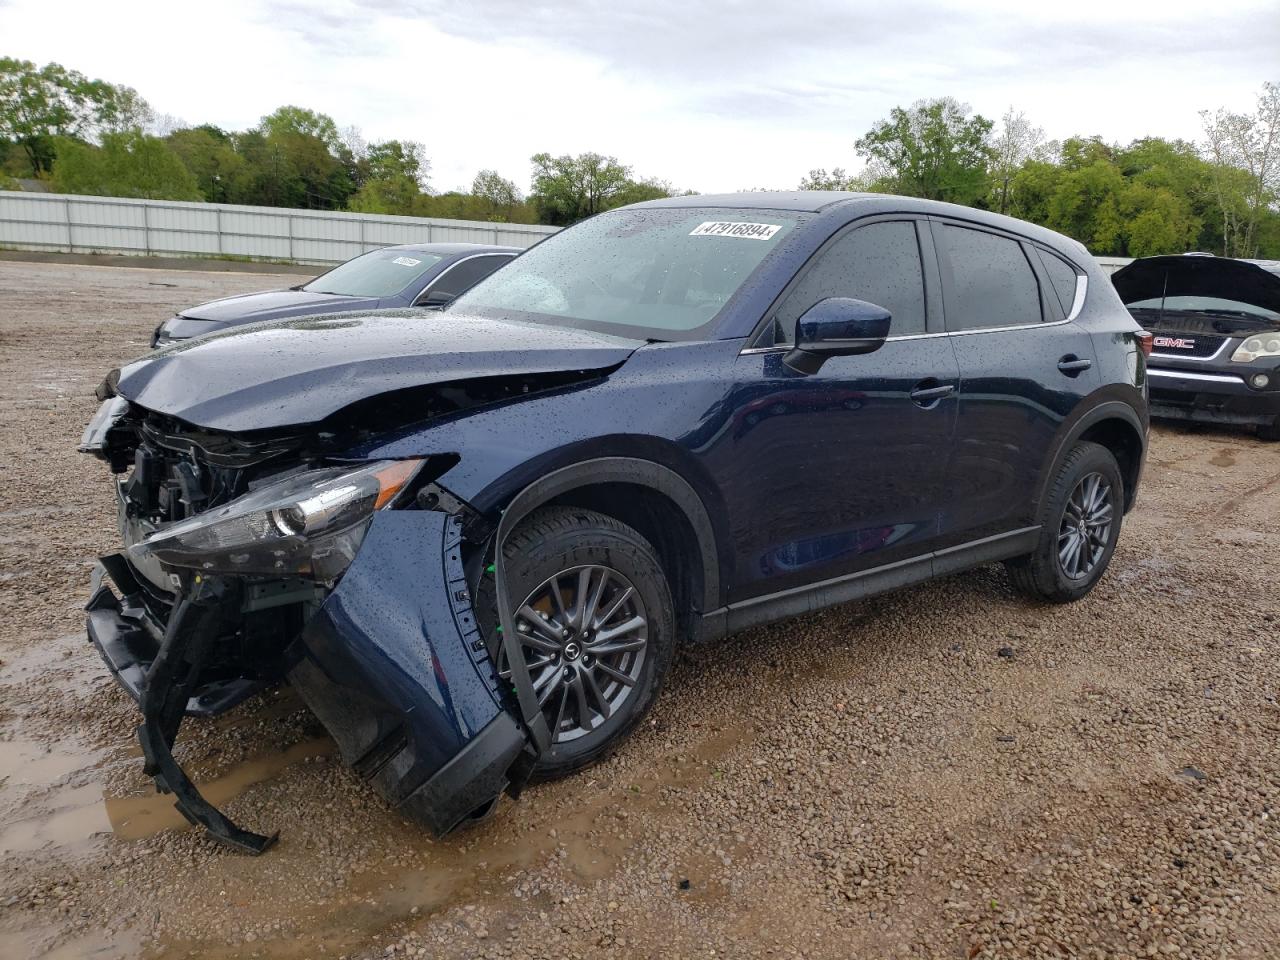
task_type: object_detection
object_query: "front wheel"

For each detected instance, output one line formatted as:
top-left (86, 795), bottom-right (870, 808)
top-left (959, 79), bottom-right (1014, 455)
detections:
top-left (1259, 416), bottom-right (1280, 442)
top-left (1005, 441), bottom-right (1124, 603)
top-left (477, 507), bottom-right (675, 782)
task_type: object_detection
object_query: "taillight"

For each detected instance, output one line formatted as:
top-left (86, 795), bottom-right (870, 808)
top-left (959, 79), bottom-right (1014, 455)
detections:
top-left (1135, 331), bottom-right (1153, 358)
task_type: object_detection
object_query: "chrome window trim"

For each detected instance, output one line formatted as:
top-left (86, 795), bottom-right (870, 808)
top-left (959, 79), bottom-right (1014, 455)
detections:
top-left (1066, 274), bottom-right (1087, 321)
top-left (1149, 337), bottom-right (1230, 363)
top-left (1146, 369), bottom-right (1242, 384)
top-left (739, 268), bottom-right (1087, 355)
top-left (412, 252), bottom-right (514, 306)
top-left (738, 316), bottom-right (1075, 354)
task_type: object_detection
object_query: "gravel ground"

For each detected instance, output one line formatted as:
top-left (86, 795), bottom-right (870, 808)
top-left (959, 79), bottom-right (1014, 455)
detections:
top-left (1, 259), bottom-right (1278, 960)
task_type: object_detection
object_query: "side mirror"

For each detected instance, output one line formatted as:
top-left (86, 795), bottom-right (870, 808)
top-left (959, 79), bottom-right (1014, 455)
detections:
top-left (416, 288), bottom-right (454, 308)
top-left (783, 297), bottom-right (892, 375)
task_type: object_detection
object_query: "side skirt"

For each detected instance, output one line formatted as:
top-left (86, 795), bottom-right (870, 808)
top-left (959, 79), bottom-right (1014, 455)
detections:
top-left (693, 526), bottom-right (1041, 642)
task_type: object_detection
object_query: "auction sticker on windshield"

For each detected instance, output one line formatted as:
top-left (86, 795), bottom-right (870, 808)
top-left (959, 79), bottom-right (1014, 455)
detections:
top-left (392, 256), bottom-right (422, 267)
top-left (689, 221), bottom-right (782, 240)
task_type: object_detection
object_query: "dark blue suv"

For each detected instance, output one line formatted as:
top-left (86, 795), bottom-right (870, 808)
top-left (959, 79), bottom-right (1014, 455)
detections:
top-left (80, 192), bottom-right (1149, 851)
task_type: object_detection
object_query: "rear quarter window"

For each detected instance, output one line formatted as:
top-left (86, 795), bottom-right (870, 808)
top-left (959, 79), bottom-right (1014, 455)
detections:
top-left (1035, 248), bottom-right (1081, 319)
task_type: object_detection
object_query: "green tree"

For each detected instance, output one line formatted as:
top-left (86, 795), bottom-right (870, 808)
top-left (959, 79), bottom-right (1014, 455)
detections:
top-left (1200, 82), bottom-right (1280, 257)
top-left (50, 130), bottom-right (200, 200)
top-left (166, 125), bottom-right (243, 202)
top-left (345, 141), bottom-right (429, 215)
top-left (611, 176), bottom-right (676, 207)
top-left (1042, 139), bottom-right (1128, 252)
top-left (0, 57), bottom-right (154, 176)
top-left (990, 107), bottom-right (1047, 214)
top-left (365, 140), bottom-right (428, 187)
top-left (854, 97), bottom-right (995, 206)
top-left (1120, 182), bottom-right (1200, 257)
top-left (1116, 137), bottom-right (1221, 252)
top-left (230, 129), bottom-right (303, 207)
top-left (471, 169), bottom-right (522, 221)
top-left (259, 105), bottom-right (341, 151)
top-left (529, 152), bottom-right (676, 225)
top-left (249, 106), bottom-right (354, 208)
top-left (348, 173), bottom-right (420, 215)
top-left (529, 152), bottom-right (632, 225)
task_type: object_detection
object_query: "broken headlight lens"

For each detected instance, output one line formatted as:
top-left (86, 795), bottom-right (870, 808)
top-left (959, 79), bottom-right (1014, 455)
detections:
top-left (1231, 334), bottom-right (1280, 363)
top-left (129, 459), bottom-right (422, 581)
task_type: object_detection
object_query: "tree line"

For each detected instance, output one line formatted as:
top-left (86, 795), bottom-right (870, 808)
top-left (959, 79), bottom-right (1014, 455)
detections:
top-left (0, 57), bottom-right (678, 226)
top-left (2, 56), bottom-right (1276, 257)
top-left (805, 88), bottom-right (1280, 259)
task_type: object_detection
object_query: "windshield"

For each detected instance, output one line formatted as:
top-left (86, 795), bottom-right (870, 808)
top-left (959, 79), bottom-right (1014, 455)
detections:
top-left (303, 248), bottom-right (444, 297)
top-left (1126, 295), bottom-right (1280, 322)
top-left (450, 207), bottom-right (802, 339)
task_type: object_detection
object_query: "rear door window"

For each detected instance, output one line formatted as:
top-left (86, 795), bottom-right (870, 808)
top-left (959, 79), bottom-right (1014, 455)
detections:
top-left (773, 220), bottom-right (927, 344)
top-left (940, 225), bottom-right (1042, 331)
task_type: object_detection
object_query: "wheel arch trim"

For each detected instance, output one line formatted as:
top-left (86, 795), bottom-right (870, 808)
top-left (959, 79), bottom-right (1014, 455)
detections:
top-left (487, 456), bottom-right (721, 613)
top-left (1035, 398), bottom-right (1147, 516)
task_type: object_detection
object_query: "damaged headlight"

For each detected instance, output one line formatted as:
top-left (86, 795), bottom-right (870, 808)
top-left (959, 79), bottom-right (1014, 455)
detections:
top-left (1231, 334), bottom-right (1280, 363)
top-left (129, 459), bottom-right (422, 581)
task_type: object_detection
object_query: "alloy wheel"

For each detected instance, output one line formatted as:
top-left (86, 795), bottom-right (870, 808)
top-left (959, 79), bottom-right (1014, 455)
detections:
top-left (1057, 471), bottom-right (1114, 580)
top-left (498, 564), bottom-right (648, 743)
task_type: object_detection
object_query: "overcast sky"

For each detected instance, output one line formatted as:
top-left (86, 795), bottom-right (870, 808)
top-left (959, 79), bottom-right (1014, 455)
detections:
top-left (3, 0), bottom-right (1277, 193)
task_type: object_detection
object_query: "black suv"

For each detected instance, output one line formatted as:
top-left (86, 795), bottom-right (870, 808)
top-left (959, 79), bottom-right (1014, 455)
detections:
top-left (81, 192), bottom-right (1150, 850)
top-left (1112, 253), bottom-right (1280, 439)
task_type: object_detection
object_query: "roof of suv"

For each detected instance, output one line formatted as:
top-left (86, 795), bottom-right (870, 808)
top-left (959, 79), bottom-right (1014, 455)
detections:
top-left (632, 191), bottom-right (1091, 260)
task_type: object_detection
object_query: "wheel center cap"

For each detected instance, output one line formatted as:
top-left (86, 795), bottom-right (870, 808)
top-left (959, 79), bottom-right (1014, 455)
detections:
top-left (563, 640), bottom-right (581, 661)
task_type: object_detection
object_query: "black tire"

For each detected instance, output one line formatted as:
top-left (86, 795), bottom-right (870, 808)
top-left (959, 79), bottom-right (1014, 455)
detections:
top-left (477, 506), bottom-right (675, 782)
top-left (1259, 417), bottom-right (1280, 442)
top-left (1005, 441), bottom-right (1124, 603)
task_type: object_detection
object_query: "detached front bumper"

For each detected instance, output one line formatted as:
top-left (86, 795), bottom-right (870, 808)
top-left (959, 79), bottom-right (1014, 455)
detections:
top-left (286, 509), bottom-right (528, 836)
top-left (85, 507), bottom-right (530, 850)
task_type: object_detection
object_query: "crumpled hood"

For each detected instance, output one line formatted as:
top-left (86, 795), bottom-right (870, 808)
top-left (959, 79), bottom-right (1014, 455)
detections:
top-left (1112, 256), bottom-right (1280, 319)
top-left (181, 289), bottom-right (380, 324)
top-left (114, 309), bottom-right (642, 432)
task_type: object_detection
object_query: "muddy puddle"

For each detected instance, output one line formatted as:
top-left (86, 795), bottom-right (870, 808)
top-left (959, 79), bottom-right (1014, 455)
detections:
top-left (141, 723), bottom-right (751, 958)
top-left (2, 617), bottom-right (752, 960)
top-left (0, 737), bottom-right (335, 855)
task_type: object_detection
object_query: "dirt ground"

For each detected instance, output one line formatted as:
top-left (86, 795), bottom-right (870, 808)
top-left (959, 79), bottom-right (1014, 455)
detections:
top-left (1, 259), bottom-right (1279, 960)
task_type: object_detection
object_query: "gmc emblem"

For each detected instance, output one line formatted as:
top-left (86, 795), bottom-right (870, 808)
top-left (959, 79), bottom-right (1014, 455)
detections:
top-left (1153, 336), bottom-right (1196, 350)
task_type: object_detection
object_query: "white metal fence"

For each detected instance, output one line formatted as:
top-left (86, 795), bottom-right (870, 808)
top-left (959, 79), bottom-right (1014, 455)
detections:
top-left (0, 189), bottom-right (1134, 275)
top-left (0, 191), bottom-right (558, 265)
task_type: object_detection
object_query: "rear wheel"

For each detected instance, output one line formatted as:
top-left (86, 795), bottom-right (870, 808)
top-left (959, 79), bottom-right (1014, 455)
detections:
top-left (478, 507), bottom-right (675, 781)
top-left (1005, 441), bottom-right (1124, 603)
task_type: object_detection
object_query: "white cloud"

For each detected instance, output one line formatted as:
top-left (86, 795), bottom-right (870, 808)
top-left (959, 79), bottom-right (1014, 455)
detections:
top-left (2, 0), bottom-right (1276, 192)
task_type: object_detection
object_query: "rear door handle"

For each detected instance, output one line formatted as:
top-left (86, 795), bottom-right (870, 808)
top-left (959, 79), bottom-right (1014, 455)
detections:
top-left (1057, 355), bottom-right (1092, 376)
top-left (910, 380), bottom-right (956, 407)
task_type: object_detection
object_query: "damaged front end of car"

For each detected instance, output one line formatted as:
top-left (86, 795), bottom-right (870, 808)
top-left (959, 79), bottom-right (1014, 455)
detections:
top-left (78, 341), bottom-right (601, 852)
